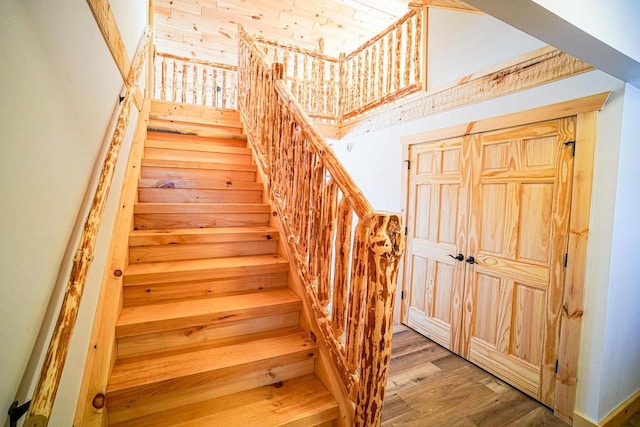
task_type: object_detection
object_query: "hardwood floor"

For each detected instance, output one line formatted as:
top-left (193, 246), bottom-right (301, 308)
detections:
top-left (382, 324), bottom-right (568, 426)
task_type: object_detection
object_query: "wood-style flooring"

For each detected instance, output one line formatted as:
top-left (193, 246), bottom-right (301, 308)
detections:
top-left (383, 324), bottom-right (566, 426)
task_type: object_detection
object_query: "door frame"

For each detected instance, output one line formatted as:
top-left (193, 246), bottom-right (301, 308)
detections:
top-left (398, 92), bottom-right (610, 423)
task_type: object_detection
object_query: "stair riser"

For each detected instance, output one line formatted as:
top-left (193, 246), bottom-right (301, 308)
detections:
top-left (129, 228), bottom-right (277, 247)
top-left (141, 166), bottom-right (256, 182)
top-left (129, 240), bottom-right (278, 263)
top-left (123, 272), bottom-right (289, 305)
top-left (108, 358), bottom-right (316, 425)
top-left (134, 213), bottom-right (270, 230)
top-left (144, 147), bottom-right (252, 165)
top-left (149, 119), bottom-right (244, 136)
top-left (146, 131), bottom-right (247, 148)
top-left (138, 188), bottom-right (263, 204)
top-left (117, 314), bottom-right (301, 358)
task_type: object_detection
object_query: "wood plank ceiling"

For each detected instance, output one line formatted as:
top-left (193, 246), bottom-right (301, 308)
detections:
top-left (153, 0), bottom-right (414, 66)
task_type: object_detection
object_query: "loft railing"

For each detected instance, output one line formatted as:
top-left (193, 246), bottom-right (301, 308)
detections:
top-left (238, 25), bottom-right (405, 426)
top-left (20, 29), bottom-right (151, 427)
top-left (154, 52), bottom-right (238, 109)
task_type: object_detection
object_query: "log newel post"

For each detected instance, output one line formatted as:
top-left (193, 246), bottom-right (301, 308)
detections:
top-left (355, 213), bottom-right (405, 426)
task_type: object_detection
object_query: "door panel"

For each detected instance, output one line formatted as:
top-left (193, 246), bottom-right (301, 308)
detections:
top-left (463, 118), bottom-right (575, 405)
top-left (403, 117), bottom-right (576, 407)
top-left (405, 137), bottom-right (470, 353)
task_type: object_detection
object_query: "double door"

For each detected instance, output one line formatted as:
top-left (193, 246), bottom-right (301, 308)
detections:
top-left (403, 118), bottom-right (575, 405)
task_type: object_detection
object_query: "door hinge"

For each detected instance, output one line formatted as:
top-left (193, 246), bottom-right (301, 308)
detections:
top-left (564, 141), bottom-right (576, 157)
top-left (404, 227), bottom-right (408, 236)
top-left (404, 159), bottom-right (411, 170)
top-left (401, 290), bottom-right (406, 300)
top-left (564, 253), bottom-right (568, 268)
top-left (555, 359), bottom-right (559, 374)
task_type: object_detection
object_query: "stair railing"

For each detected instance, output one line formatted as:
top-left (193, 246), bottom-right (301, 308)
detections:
top-left (238, 25), bottom-right (405, 426)
top-left (154, 52), bottom-right (238, 109)
top-left (21, 29), bottom-right (151, 427)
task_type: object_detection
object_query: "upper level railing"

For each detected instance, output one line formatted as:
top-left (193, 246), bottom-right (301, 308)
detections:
top-left (154, 52), bottom-right (238, 109)
top-left (156, 7), bottom-right (426, 126)
top-left (238, 25), bottom-right (404, 426)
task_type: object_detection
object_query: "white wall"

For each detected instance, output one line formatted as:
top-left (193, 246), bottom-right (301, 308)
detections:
top-left (0, 0), bottom-right (146, 425)
top-left (427, 8), bottom-right (545, 90)
top-left (596, 83), bottom-right (640, 419)
top-left (331, 10), bottom-right (633, 422)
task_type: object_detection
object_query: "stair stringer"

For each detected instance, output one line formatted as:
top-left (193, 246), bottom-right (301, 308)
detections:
top-left (247, 132), bottom-right (355, 427)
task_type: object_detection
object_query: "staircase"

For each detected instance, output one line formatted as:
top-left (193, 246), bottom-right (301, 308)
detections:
top-left (105, 102), bottom-right (339, 426)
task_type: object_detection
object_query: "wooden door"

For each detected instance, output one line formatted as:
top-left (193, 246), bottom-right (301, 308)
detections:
top-left (404, 136), bottom-right (470, 353)
top-left (462, 118), bottom-right (575, 405)
top-left (403, 117), bottom-right (576, 406)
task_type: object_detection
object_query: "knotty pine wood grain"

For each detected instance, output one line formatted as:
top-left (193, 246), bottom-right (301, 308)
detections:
top-left (383, 325), bottom-right (568, 426)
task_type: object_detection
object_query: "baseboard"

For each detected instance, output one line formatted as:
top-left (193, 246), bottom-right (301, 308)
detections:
top-left (573, 388), bottom-right (640, 427)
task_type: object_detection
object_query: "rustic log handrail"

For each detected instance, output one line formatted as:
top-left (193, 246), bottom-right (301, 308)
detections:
top-left (238, 24), bottom-right (404, 426)
top-left (23, 28), bottom-right (151, 427)
top-left (154, 52), bottom-right (238, 109)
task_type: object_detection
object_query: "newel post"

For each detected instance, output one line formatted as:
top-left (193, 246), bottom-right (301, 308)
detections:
top-left (355, 212), bottom-right (405, 426)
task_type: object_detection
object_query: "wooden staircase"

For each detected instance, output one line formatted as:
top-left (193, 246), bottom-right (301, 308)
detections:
top-left (105, 102), bottom-right (339, 426)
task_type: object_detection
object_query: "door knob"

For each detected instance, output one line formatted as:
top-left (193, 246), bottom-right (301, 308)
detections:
top-left (466, 256), bottom-right (477, 264)
top-left (448, 253), bottom-right (464, 261)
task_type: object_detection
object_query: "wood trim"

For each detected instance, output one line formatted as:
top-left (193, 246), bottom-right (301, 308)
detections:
top-left (87, 0), bottom-right (144, 110)
top-left (409, 0), bottom-right (480, 13)
top-left (73, 100), bottom-right (150, 426)
top-left (341, 47), bottom-right (594, 138)
top-left (155, 52), bottom-right (238, 70)
top-left (401, 92), bottom-right (610, 145)
top-left (573, 389), bottom-right (640, 427)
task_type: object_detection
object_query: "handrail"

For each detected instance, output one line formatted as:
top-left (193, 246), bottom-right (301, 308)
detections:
top-left (154, 52), bottom-right (238, 109)
top-left (23, 28), bottom-right (151, 427)
top-left (238, 24), bottom-right (404, 426)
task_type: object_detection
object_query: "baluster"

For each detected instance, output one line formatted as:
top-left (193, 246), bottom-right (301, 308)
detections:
top-left (386, 33), bottom-right (393, 96)
top-left (173, 60), bottom-right (179, 102)
top-left (370, 43), bottom-right (377, 105)
top-left (395, 26), bottom-right (402, 91)
top-left (332, 198), bottom-right (353, 338)
top-left (193, 64), bottom-right (199, 104)
top-left (345, 216), bottom-right (371, 371)
top-left (363, 49), bottom-right (370, 107)
top-left (318, 179), bottom-right (338, 308)
top-left (308, 161), bottom-right (325, 287)
top-left (222, 70), bottom-right (228, 108)
top-left (202, 66), bottom-right (209, 106)
top-left (405, 19), bottom-right (413, 87)
top-left (329, 61), bottom-right (337, 117)
top-left (378, 38), bottom-right (385, 100)
top-left (212, 69), bottom-right (218, 107)
top-left (414, 10), bottom-right (423, 84)
top-left (292, 53), bottom-right (299, 98)
top-left (355, 54), bottom-right (362, 111)
top-left (161, 57), bottom-right (167, 100)
top-left (283, 49), bottom-right (290, 91)
top-left (181, 62), bottom-right (187, 103)
top-left (302, 55), bottom-right (309, 111)
top-left (298, 147), bottom-right (313, 257)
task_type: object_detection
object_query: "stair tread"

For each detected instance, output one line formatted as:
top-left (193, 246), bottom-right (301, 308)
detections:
top-left (138, 178), bottom-right (263, 191)
top-left (107, 329), bottom-right (316, 394)
top-left (141, 158), bottom-right (256, 171)
top-left (123, 254), bottom-right (290, 284)
top-left (116, 288), bottom-right (302, 337)
top-left (134, 202), bottom-right (271, 214)
top-left (129, 226), bottom-right (278, 245)
top-left (145, 139), bottom-right (252, 155)
top-left (110, 374), bottom-right (338, 427)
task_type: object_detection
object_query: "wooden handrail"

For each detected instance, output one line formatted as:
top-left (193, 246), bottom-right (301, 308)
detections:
top-left (238, 24), bottom-right (405, 427)
top-left (23, 28), bottom-right (150, 427)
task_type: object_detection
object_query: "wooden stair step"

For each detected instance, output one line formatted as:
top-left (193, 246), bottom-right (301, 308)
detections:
top-left (145, 139), bottom-right (251, 155)
top-left (144, 146), bottom-right (252, 165)
top-left (110, 374), bottom-right (338, 427)
top-left (137, 178), bottom-right (263, 191)
top-left (116, 288), bottom-right (302, 338)
top-left (133, 202), bottom-right (271, 229)
top-left (138, 186), bottom-right (263, 204)
top-left (123, 254), bottom-right (290, 286)
top-left (146, 131), bottom-right (247, 148)
top-left (116, 314), bottom-right (301, 359)
top-left (107, 328), bottom-right (317, 397)
top-left (150, 100), bottom-right (241, 126)
top-left (141, 158), bottom-right (256, 172)
top-left (148, 118), bottom-right (244, 137)
top-left (129, 226), bottom-right (279, 263)
top-left (123, 272), bottom-right (289, 306)
top-left (129, 226), bottom-right (278, 246)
